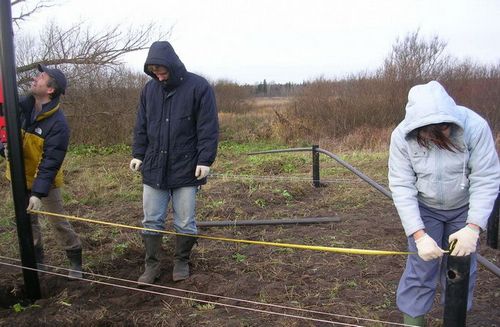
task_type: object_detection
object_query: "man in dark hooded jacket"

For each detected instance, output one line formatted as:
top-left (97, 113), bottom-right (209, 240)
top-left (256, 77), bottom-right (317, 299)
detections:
top-left (130, 41), bottom-right (218, 284)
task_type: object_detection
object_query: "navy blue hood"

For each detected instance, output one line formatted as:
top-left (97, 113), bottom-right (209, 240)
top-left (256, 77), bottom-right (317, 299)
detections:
top-left (144, 41), bottom-right (187, 90)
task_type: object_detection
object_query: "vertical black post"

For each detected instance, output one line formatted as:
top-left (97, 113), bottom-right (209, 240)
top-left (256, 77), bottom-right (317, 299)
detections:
top-left (312, 145), bottom-right (321, 187)
top-left (443, 255), bottom-right (470, 327)
top-left (486, 188), bottom-right (499, 249)
top-left (0, 0), bottom-right (41, 300)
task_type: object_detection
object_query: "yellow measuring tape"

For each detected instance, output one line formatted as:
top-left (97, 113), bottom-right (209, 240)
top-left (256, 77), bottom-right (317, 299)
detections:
top-left (30, 209), bottom-right (414, 255)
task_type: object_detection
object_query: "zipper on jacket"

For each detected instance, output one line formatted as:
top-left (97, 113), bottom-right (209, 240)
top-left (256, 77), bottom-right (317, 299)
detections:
top-left (163, 90), bottom-right (173, 188)
top-left (436, 147), bottom-right (445, 206)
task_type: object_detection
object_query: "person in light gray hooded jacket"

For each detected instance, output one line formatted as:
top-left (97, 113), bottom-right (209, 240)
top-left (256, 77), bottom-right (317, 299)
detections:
top-left (388, 81), bottom-right (499, 326)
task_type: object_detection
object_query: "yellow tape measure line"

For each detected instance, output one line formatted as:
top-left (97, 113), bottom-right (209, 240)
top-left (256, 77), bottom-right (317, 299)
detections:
top-left (30, 209), bottom-right (414, 256)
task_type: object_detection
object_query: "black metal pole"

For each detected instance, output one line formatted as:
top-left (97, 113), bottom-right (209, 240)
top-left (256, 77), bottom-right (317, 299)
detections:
top-left (316, 148), bottom-right (393, 198)
top-left (443, 255), bottom-right (470, 327)
top-left (486, 188), bottom-right (499, 249)
top-left (312, 145), bottom-right (321, 187)
top-left (0, 0), bottom-right (41, 300)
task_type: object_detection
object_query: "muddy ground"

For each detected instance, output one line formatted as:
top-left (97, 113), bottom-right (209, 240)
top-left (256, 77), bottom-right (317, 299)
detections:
top-left (0, 204), bottom-right (499, 326)
top-left (0, 159), bottom-right (499, 326)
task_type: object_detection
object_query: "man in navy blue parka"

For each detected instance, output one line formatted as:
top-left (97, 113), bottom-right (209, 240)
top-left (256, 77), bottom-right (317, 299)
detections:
top-left (130, 41), bottom-right (218, 284)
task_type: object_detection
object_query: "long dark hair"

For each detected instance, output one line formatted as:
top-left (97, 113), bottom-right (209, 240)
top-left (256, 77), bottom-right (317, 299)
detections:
top-left (415, 123), bottom-right (459, 152)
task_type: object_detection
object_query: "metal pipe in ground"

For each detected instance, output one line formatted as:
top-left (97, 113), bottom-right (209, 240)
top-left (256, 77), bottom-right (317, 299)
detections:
top-left (198, 216), bottom-right (341, 227)
top-left (443, 255), bottom-right (471, 327)
top-left (476, 254), bottom-right (500, 278)
top-left (486, 189), bottom-right (499, 249)
top-left (312, 145), bottom-right (322, 187)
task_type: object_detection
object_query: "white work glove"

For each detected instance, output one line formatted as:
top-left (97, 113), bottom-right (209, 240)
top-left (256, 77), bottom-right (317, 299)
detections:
top-left (415, 233), bottom-right (444, 261)
top-left (129, 158), bottom-right (143, 172)
top-left (27, 196), bottom-right (42, 211)
top-left (195, 165), bottom-right (210, 180)
top-left (448, 225), bottom-right (479, 256)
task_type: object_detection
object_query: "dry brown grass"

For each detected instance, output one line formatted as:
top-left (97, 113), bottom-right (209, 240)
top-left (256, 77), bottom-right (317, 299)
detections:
top-left (322, 126), bottom-right (394, 152)
top-left (219, 95), bottom-right (395, 150)
top-left (249, 97), bottom-right (291, 110)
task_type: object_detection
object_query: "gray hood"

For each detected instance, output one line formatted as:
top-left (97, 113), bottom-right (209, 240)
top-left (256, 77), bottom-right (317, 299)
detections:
top-left (401, 81), bottom-right (465, 136)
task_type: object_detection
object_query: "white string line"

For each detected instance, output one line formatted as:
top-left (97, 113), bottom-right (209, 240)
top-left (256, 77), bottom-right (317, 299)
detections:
top-left (209, 173), bottom-right (367, 184)
top-left (0, 259), bottom-right (364, 327)
top-left (0, 255), bottom-right (411, 327)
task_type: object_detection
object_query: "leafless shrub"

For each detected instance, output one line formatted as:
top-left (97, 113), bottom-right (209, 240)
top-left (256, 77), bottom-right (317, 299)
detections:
top-left (275, 76), bottom-right (402, 144)
top-left (213, 80), bottom-right (253, 114)
top-left (62, 66), bottom-right (147, 145)
top-left (279, 31), bottom-right (500, 146)
top-left (219, 112), bottom-right (274, 143)
top-left (333, 126), bottom-right (394, 152)
top-left (380, 29), bottom-right (451, 83)
top-left (442, 61), bottom-right (500, 132)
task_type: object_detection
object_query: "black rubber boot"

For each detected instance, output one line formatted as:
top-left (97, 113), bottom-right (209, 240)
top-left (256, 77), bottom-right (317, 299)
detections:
top-left (137, 234), bottom-right (162, 286)
top-left (66, 248), bottom-right (83, 279)
top-left (34, 244), bottom-right (45, 271)
top-left (172, 235), bottom-right (197, 282)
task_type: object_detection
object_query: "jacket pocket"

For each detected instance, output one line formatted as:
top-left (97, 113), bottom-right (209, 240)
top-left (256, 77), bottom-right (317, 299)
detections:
top-left (173, 114), bottom-right (196, 140)
top-left (415, 178), bottom-right (438, 205)
top-left (142, 150), bottom-right (163, 186)
top-left (410, 149), bottom-right (430, 176)
top-left (175, 113), bottom-right (195, 126)
top-left (141, 151), bottom-right (162, 184)
top-left (169, 149), bottom-right (197, 185)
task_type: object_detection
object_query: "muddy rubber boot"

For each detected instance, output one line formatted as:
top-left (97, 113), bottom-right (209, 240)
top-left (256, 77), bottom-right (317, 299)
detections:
top-left (172, 235), bottom-right (197, 282)
top-left (403, 314), bottom-right (425, 326)
top-left (34, 244), bottom-right (45, 271)
top-left (66, 248), bottom-right (83, 279)
top-left (137, 234), bottom-right (162, 286)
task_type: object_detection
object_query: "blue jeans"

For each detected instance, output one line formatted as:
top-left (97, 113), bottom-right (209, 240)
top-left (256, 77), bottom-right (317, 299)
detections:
top-left (142, 184), bottom-right (198, 235)
top-left (397, 203), bottom-right (477, 317)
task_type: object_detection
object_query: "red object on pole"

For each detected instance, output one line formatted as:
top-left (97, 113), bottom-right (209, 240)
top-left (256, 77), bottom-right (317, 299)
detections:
top-left (0, 79), bottom-right (6, 143)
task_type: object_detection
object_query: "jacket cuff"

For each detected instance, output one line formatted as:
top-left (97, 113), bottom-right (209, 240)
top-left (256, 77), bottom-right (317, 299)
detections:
top-left (31, 192), bottom-right (45, 199)
top-left (197, 161), bottom-right (212, 167)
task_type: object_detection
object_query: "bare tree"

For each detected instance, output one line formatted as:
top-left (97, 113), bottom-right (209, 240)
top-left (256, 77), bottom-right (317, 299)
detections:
top-left (381, 30), bottom-right (451, 82)
top-left (11, 0), bottom-right (56, 27)
top-left (15, 21), bottom-right (167, 85)
top-left (11, 0), bottom-right (169, 86)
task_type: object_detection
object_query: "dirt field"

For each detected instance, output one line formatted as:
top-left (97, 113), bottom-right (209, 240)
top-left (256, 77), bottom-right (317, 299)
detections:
top-left (0, 149), bottom-right (499, 326)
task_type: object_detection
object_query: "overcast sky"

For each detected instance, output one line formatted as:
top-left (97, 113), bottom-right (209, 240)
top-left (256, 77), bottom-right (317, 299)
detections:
top-left (13, 0), bottom-right (500, 84)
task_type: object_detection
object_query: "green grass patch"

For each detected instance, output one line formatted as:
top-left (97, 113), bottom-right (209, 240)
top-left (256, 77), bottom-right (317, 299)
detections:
top-left (69, 144), bottom-right (130, 156)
